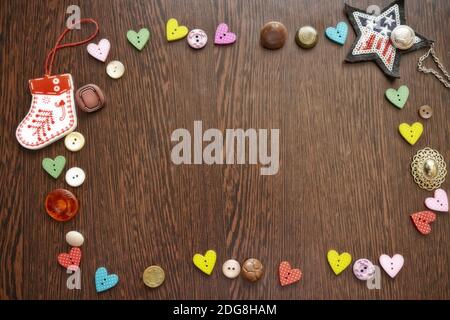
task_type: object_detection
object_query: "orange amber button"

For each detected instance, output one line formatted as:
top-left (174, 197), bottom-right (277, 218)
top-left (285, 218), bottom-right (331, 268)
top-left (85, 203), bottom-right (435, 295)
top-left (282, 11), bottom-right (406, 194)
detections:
top-left (45, 189), bottom-right (79, 222)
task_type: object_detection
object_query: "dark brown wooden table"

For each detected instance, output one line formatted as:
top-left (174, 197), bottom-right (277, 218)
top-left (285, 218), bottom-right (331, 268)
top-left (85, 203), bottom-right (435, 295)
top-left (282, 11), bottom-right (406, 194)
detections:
top-left (1, 0), bottom-right (449, 300)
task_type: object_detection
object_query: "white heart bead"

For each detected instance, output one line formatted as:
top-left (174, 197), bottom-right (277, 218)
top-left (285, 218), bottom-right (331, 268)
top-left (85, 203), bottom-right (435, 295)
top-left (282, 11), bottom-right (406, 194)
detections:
top-left (379, 254), bottom-right (404, 278)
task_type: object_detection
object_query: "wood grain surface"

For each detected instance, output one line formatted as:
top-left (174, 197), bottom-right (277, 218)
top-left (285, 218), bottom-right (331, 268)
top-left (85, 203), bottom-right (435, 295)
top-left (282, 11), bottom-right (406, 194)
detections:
top-left (1, 0), bottom-right (450, 300)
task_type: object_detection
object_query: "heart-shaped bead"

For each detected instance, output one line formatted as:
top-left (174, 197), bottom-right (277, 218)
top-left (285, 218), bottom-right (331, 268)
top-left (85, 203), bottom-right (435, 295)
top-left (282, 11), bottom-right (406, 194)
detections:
top-left (278, 261), bottom-right (302, 286)
top-left (425, 188), bottom-right (448, 212)
top-left (399, 122), bottom-right (423, 145)
top-left (42, 155), bottom-right (66, 179)
top-left (193, 250), bottom-right (216, 275)
top-left (127, 28), bottom-right (150, 51)
top-left (386, 85), bottom-right (409, 109)
top-left (379, 254), bottom-right (404, 278)
top-left (166, 18), bottom-right (189, 42)
top-left (57, 247), bottom-right (81, 269)
top-left (87, 39), bottom-right (110, 62)
top-left (327, 249), bottom-right (352, 275)
top-left (214, 23), bottom-right (237, 45)
top-left (325, 22), bottom-right (348, 45)
top-left (411, 211), bottom-right (436, 235)
top-left (95, 267), bottom-right (119, 292)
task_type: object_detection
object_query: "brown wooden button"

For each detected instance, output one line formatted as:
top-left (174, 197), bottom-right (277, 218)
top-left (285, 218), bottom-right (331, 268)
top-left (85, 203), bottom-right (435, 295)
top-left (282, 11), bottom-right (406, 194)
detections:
top-left (76, 84), bottom-right (105, 112)
top-left (241, 258), bottom-right (264, 282)
top-left (295, 26), bottom-right (318, 49)
top-left (260, 21), bottom-right (288, 50)
top-left (418, 105), bottom-right (432, 119)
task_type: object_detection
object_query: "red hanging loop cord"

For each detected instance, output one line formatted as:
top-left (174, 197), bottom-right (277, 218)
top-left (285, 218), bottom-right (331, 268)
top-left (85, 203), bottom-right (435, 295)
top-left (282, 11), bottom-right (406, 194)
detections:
top-left (44, 18), bottom-right (99, 76)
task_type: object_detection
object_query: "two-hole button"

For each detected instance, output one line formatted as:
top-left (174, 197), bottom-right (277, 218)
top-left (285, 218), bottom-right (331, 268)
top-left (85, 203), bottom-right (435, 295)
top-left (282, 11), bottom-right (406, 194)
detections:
top-left (106, 60), bottom-right (125, 79)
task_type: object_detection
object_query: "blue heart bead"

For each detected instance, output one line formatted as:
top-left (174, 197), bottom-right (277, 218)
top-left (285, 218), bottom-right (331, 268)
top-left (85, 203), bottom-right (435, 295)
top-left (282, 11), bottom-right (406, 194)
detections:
top-left (325, 22), bottom-right (348, 45)
top-left (95, 267), bottom-right (119, 293)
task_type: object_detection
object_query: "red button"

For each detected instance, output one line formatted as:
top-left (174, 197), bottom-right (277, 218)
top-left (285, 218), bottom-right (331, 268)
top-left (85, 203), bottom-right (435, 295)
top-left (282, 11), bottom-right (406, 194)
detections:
top-left (45, 189), bottom-right (79, 222)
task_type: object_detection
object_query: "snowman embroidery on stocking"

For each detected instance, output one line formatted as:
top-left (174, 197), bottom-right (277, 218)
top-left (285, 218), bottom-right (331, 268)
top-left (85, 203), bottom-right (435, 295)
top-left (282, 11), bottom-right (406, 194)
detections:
top-left (16, 19), bottom-right (99, 150)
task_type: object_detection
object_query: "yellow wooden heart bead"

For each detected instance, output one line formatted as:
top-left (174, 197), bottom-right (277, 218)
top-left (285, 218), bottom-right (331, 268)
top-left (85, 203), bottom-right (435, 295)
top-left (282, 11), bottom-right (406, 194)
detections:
top-left (193, 250), bottom-right (217, 275)
top-left (327, 249), bottom-right (352, 275)
top-left (166, 18), bottom-right (189, 42)
top-left (399, 122), bottom-right (423, 145)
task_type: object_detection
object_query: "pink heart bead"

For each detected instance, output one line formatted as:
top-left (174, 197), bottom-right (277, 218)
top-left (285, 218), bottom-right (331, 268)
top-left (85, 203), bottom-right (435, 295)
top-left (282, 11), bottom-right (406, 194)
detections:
top-left (87, 38), bottom-right (111, 62)
top-left (425, 188), bottom-right (448, 212)
top-left (379, 254), bottom-right (404, 278)
top-left (214, 23), bottom-right (237, 45)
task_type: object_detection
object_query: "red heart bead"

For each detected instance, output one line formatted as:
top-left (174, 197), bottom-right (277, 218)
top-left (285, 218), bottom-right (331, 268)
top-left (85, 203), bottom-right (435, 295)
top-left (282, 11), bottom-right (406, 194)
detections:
top-left (411, 211), bottom-right (436, 235)
top-left (57, 247), bottom-right (82, 268)
top-left (279, 261), bottom-right (302, 286)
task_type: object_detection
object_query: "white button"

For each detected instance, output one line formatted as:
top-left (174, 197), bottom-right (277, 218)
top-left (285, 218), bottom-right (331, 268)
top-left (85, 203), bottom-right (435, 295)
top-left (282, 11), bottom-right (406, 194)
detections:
top-left (390, 25), bottom-right (415, 50)
top-left (65, 167), bottom-right (86, 187)
top-left (106, 60), bottom-right (125, 79)
top-left (222, 259), bottom-right (241, 279)
top-left (64, 132), bottom-right (85, 152)
top-left (66, 231), bottom-right (84, 247)
top-left (52, 78), bottom-right (60, 84)
top-left (54, 85), bottom-right (60, 92)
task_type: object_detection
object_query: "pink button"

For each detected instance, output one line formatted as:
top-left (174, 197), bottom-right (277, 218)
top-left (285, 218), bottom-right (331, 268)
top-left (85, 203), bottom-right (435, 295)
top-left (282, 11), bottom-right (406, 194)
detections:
top-left (425, 188), bottom-right (448, 212)
top-left (187, 29), bottom-right (208, 49)
top-left (353, 258), bottom-right (375, 281)
top-left (215, 23), bottom-right (237, 45)
top-left (379, 254), bottom-right (404, 278)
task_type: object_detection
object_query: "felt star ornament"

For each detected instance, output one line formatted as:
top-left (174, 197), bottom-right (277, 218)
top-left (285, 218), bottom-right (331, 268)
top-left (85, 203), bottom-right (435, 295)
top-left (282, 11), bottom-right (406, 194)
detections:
top-left (345, 0), bottom-right (432, 78)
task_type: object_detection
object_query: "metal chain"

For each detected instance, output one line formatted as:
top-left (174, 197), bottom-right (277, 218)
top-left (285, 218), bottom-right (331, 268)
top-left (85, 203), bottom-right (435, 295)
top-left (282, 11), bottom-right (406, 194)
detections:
top-left (417, 43), bottom-right (450, 88)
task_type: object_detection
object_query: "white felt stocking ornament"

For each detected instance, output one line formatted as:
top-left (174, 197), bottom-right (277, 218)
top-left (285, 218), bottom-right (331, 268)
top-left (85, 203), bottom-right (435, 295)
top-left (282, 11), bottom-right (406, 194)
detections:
top-left (16, 74), bottom-right (77, 149)
top-left (16, 18), bottom-right (99, 150)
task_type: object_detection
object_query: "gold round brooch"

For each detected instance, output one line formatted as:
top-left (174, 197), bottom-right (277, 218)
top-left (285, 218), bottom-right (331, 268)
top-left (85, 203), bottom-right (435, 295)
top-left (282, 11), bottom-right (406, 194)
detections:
top-left (411, 147), bottom-right (447, 190)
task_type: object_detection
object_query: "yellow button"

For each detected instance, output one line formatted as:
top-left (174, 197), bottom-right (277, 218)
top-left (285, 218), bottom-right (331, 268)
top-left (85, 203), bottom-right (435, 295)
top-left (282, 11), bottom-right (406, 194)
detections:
top-left (193, 250), bottom-right (217, 275)
top-left (327, 250), bottom-right (352, 275)
top-left (295, 26), bottom-right (318, 49)
top-left (143, 266), bottom-right (165, 288)
top-left (64, 132), bottom-right (85, 152)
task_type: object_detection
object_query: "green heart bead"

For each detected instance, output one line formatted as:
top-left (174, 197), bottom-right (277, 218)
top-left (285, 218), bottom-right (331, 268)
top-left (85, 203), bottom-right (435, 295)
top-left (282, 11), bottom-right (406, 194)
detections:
top-left (385, 85), bottom-right (409, 109)
top-left (42, 156), bottom-right (66, 179)
top-left (127, 28), bottom-right (150, 51)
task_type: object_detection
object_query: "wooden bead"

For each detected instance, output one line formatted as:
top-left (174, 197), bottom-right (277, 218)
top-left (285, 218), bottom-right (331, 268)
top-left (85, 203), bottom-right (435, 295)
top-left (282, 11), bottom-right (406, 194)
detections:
top-left (260, 21), bottom-right (288, 50)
